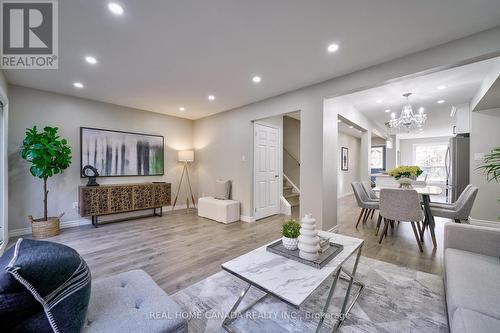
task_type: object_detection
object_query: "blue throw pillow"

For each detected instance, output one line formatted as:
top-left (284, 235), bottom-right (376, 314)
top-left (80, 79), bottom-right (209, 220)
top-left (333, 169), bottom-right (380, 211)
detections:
top-left (0, 238), bottom-right (91, 332)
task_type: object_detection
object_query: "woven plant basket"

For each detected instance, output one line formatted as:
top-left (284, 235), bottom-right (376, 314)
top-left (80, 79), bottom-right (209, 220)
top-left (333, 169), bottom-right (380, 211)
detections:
top-left (29, 213), bottom-right (63, 239)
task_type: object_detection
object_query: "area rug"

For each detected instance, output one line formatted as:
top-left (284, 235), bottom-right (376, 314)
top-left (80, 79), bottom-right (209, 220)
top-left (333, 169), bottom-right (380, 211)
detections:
top-left (171, 256), bottom-right (448, 332)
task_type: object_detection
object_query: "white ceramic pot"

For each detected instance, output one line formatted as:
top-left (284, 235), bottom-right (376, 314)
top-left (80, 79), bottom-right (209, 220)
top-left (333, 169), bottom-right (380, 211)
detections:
top-left (282, 236), bottom-right (299, 250)
top-left (397, 177), bottom-right (415, 188)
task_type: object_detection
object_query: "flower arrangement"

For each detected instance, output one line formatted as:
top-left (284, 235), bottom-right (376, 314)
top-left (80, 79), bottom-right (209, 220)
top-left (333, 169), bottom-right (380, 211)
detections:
top-left (388, 166), bottom-right (423, 180)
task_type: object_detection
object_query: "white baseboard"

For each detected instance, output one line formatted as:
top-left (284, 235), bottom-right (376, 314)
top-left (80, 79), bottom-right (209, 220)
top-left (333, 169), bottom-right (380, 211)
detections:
top-left (240, 215), bottom-right (256, 223)
top-left (337, 192), bottom-right (353, 199)
top-left (8, 204), bottom-right (192, 238)
top-left (9, 218), bottom-right (92, 238)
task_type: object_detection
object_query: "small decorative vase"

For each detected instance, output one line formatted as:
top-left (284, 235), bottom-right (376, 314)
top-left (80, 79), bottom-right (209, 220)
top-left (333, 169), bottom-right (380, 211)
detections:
top-left (282, 236), bottom-right (299, 250)
top-left (298, 214), bottom-right (320, 261)
top-left (397, 177), bottom-right (415, 189)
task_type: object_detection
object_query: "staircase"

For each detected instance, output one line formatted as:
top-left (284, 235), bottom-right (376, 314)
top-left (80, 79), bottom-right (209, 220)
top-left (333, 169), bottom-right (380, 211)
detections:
top-left (283, 176), bottom-right (300, 208)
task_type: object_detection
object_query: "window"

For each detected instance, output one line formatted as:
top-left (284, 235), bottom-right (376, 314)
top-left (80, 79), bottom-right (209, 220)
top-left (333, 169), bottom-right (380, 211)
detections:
top-left (371, 146), bottom-right (385, 170)
top-left (413, 142), bottom-right (448, 181)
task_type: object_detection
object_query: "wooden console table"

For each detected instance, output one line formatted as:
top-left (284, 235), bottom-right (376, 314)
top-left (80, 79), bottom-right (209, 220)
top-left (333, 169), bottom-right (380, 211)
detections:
top-left (79, 183), bottom-right (171, 227)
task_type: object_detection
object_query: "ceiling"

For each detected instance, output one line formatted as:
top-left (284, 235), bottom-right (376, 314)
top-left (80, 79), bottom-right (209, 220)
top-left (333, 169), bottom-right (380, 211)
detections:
top-left (340, 58), bottom-right (499, 139)
top-left (5, 0), bottom-right (500, 120)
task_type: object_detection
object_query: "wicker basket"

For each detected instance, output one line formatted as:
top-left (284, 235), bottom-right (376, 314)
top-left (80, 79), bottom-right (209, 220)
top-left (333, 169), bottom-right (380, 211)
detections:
top-left (29, 213), bottom-right (63, 239)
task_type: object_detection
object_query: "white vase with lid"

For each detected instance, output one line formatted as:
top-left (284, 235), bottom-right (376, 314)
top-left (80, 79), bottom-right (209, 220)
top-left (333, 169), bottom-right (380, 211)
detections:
top-left (298, 214), bottom-right (320, 261)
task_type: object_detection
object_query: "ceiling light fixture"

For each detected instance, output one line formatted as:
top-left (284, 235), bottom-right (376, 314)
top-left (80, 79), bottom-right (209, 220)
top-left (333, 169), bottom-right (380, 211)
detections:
top-left (252, 76), bottom-right (261, 83)
top-left (437, 85), bottom-right (447, 90)
top-left (376, 99), bottom-right (383, 103)
top-left (337, 119), bottom-right (342, 123)
top-left (208, 95), bottom-right (215, 101)
top-left (418, 107), bottom-right (425, 113)
top-left (387, 93), bottom-right (427, 130)
top-left (327, 43), bottom-right (339, 53)
top-left (179, 107), bottom-right (185, 111)
top-left (385, 109), bottom-right (391, 113)
top-left (349, 125), bottom-right (354, 129)
top-left (108, 2), bottom-right (124, 15)
top-left (437, 100), bottom-right (445, 104)
top-left (73, 82), bottom-right (84, 89)
top-left (85, 56), bottom-right (97, 64)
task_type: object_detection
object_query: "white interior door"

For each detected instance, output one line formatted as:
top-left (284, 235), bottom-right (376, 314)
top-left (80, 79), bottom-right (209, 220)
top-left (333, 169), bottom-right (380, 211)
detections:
top-left (254, 123), bottom-right (280, 220)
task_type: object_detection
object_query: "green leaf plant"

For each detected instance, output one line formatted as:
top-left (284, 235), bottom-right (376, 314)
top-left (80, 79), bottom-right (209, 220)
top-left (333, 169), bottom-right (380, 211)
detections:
top-left (477, 147), bottom-right (500, 219)
top-left (20, 126), bottom-right (72, 221)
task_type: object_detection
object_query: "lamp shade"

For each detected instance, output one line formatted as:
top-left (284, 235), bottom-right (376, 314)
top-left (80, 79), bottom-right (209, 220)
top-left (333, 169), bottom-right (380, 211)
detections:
top-left (178, 150), bottom-right (194, 162)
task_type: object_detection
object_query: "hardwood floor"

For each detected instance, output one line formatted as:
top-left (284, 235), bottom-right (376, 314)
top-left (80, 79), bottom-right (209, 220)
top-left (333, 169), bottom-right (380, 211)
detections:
top-left (10, 194), bottom-right (446, 294)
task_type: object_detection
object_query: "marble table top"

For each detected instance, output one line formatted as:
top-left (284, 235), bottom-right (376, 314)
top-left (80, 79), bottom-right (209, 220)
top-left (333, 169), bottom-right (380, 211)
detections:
top-left (373, 185), bottom-right (443, 195)
top-left (221, 231), bottom-right (364, 307)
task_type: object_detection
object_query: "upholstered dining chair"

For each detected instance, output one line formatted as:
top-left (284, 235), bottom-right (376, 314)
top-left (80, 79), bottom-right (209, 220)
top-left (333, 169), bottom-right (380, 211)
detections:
top-left (430, 185), bottom-right (478, 223)
top-left (362, 181), bottom-right (379, 201)
top-left (379, 188), bottom-right (425, 252)
top-left (351, 182), bottom-right (379, 229)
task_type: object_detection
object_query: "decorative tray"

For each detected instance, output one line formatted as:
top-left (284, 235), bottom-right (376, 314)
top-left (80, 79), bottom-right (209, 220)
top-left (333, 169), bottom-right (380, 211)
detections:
top-left (266, 240), bottom-right (344, 269)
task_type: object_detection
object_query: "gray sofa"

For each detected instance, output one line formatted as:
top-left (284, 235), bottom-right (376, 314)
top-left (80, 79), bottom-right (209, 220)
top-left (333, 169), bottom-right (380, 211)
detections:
top-left (84, 270), bottom-right (188, 333)
top-left (443, 222), bottom-right (500, 333)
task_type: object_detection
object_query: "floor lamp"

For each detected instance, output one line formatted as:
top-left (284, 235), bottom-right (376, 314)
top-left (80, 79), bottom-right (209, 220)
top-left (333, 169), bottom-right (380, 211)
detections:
top-left (172, 150), bottom-right (196, 210)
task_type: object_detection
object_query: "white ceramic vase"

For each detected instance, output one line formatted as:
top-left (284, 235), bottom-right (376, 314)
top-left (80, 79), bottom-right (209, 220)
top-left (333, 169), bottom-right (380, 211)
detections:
top-left (282, 236), bottom-right (299, 250)
top-left (298, 214), bottom-right (320, 261)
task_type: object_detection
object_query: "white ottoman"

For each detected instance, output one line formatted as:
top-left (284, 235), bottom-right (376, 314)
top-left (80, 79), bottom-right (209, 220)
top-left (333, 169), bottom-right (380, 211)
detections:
top-left (198, 197), bottom-right (240, 224)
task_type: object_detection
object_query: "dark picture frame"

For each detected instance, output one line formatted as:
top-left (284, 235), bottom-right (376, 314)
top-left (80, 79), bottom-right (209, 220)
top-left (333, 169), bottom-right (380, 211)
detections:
top-left (80, 127), bottom-right (164, 177)
top-left (341, 147), bottom-right (349, 171)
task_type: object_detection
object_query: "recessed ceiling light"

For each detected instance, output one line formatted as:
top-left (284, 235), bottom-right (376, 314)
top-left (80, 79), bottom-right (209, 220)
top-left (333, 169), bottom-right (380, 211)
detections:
top-left (337, 119), bottom-right (342, 123)
top-left (85, 56), bottom-right (97, 65)
top-left (349, 125), bottom-right (354, 129)
top-left (327, 43), bottom-right (339, 53)
top-left (179, 107), bottom-right (185, 111)
top-left (208, 95), bottom-right (215, 101)
top-left (385, 109), bottom-right (391, 113)
top-left (108, 2), bottom-right (124, 15)
top-left (73, 82), bottom-right (84, 88)
top-left (437, 85), bottom-right (447, 90)
top-left (437, 100), bottom-right (445, 104)
top-left (252, 76), bottom-right (261, 83)
top-left (358, 130), bottom-right (362, 133)
top-left (376, 99), bottom-right (383, 103)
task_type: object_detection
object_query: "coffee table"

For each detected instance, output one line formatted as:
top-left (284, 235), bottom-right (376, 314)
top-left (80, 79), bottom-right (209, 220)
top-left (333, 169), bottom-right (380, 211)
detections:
top-left (221, 231), bottom-right (364, 333)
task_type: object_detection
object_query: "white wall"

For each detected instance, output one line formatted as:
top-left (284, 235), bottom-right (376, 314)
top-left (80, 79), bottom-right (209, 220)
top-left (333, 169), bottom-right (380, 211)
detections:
top-left (399, 136), bottom-right (452, 165)
top-left (337, 132), bottom-right (361, 197)
top-left (283, 116), bottom-right (300, 187)
top-left (0, 70), bottom-right (8, 252)
top-left (470, 108), bottom-right (500, 222)
top-left (8, 85), bottom-right (194, 232)
top-left (194, 26), bottom-right (500, 230)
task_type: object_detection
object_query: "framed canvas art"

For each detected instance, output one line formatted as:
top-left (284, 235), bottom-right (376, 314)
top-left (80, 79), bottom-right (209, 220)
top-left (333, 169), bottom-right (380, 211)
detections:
top-left (341, 147), bottom-right (348, 171)
top-left (80, 127), bottom-right (164, 177)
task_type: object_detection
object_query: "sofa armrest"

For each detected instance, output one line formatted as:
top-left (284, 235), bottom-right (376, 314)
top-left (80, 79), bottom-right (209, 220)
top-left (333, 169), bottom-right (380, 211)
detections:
top-left (444, 222), bottom-right (500, 258)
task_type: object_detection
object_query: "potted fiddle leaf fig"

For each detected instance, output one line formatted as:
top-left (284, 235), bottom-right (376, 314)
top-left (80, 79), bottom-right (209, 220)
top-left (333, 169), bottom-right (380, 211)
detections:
top-left (20, 126), bottom-right (72, 238)
top-left (282, 219), bottom-right (301, 250)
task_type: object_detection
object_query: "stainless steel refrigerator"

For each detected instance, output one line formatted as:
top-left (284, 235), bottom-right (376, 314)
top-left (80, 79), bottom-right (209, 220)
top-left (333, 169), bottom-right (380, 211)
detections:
top-left (445, 134), bottom-right (470, 203)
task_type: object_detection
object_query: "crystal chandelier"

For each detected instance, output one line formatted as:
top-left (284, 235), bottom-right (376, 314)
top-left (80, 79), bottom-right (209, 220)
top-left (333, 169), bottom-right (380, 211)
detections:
top-left (388, 93), bottom-right (426, 130)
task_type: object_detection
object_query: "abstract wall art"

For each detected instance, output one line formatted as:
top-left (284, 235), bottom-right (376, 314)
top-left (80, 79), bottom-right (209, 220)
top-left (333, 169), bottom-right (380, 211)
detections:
top-left (341, 146), bottom-right (348, 171)
top-left (80, 127), bottom-right (164, 177)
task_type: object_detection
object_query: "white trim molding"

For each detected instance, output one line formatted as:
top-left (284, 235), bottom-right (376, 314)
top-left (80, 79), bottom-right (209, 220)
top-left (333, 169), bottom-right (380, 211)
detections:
top-left (240, 215), bottom-right (256, 223)
top-left (8, 204), bottom-right (192, 238)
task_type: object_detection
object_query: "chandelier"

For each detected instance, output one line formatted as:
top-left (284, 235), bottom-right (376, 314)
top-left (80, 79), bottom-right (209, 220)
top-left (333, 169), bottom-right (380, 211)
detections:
top-left (388, 93), bottom-right (426, 130)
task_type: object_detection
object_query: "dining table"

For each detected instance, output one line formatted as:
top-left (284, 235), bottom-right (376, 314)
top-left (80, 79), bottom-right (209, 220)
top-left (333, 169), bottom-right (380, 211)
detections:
top-left (372, 185), bottom-right (443, 248)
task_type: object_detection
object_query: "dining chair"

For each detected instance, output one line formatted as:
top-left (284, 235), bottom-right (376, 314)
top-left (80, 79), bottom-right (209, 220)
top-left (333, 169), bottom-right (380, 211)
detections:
top-left (379, 188), bottom-right (425, 252)
top-left (351, 182), bottom-right (379, 229)
top-left (430, 185), bottom-right (478, 223)
top-left (362, 181), bottom-right (379, 201)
